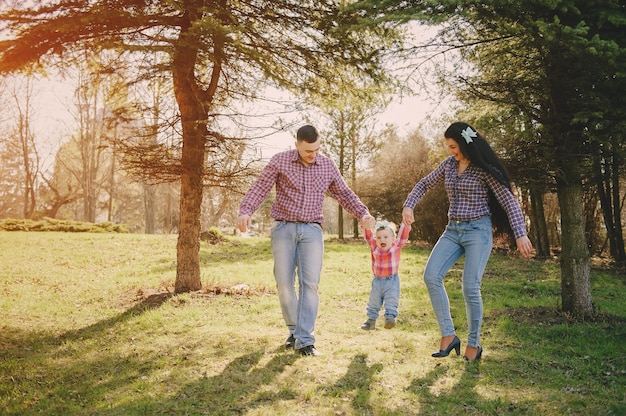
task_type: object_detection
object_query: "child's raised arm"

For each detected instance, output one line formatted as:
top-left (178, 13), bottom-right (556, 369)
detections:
top-left (397, 223), bottom-right (411, 248)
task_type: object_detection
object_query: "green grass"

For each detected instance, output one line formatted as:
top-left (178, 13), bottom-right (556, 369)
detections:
top-left (1, 232), bottom-right (624, 415)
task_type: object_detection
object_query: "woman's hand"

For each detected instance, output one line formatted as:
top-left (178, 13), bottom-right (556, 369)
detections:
top-left (516, 235), bottom-right (534, 258)
top-left (402, 206), bottom-right (415, 225)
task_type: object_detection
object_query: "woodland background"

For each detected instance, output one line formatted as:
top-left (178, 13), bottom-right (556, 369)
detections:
top-left (1, 1), bottom-right (626, 316)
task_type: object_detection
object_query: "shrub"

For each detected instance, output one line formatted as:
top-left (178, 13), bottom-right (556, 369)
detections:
top-left (200, 227), bottom-right (226, 244)
top-left (0, 218), bottom-right (129, 233)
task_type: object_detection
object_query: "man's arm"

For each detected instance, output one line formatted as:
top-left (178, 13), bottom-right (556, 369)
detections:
top-left (237, 158), bottom-right (279, 232)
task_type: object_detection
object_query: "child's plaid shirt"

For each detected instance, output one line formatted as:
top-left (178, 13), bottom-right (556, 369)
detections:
top-left (364, 223), bottom-right (411, 278)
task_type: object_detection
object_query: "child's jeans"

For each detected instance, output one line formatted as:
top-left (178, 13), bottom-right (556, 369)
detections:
top-left (365, 273), bottom-right (400, 319)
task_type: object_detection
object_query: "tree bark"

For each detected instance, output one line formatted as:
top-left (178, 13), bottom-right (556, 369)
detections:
top-left (592, 142), bottom-right (625, 261)
top-left (351, 129), bottom-right (359, 239)
top-left (144, 184), bottom-right (156, 234)
top-left (610, 144), bottom-right (625, 261)
top-left (176, 147), bottom-right (203, 292)
top-left (172, 4), bottom-right (207, 293)
top-left (338, 205), bottom-right (344, 239)
top-left (337, 126), bottom-right (346, 240)
top-left (528, 186), bottom-right (550, 257)
top-left (556, 163), bottom-right (593, 316)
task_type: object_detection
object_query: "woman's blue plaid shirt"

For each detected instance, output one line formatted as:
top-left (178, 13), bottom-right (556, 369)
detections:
top-left (404, 156), bottom-right (528, 239)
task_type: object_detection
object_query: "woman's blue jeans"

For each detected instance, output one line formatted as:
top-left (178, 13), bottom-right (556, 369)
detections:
top-left (270, 221), bottom-right (324, 349)
top-left (423, 216), bottom-right (493, 347)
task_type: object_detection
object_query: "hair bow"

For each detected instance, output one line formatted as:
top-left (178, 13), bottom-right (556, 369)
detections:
top-left (461, 126), bottom-right (477, 144)
top-left (376, 220), bottom-right (389, 229)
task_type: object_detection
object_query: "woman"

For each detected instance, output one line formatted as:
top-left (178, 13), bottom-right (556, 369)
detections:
top-left (402, 122), bottom-right (533, 362)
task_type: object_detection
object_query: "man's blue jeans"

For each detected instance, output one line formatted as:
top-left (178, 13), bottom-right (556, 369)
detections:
top-left (271, 221), bottom-right (324, 349)
top-left (423, 216), bottom-right (493, 347)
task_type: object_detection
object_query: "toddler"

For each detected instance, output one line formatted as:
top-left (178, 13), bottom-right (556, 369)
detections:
top-left (361, 221), bottom-right (411, 330)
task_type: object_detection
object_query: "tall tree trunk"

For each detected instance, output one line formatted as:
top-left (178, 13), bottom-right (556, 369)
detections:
top-left (107, 136), bottom-right (115, 222)
top-left (528, 186), bottom-right (550, 257)
top-left (13, 80), bottom-right (38, 219)
top-left (608, 137), bottom-right (626, 262)
top-left (593, 143), bottom-right (626, 261)
top-left (144, 184), bottom-right (156, 234)
top-left (172, 5), bottom-right (206, 293)
top-left (19, 112), bottom-right (36, 219)
top-left (144, 88), bottom-right (160, 235)
top-left (547, 51), bottom-right (594, 317)
top-left (338, 205), bottom-right (344, 239)
top-left (337, 126), bottom-right (346, 240)
top-left (556, 162), bottom-right (593, 316)
top-left (176, 141), bottom-right (203, 292)
top-left (164, 183), bottom-right (174, 234)
top-left (610, 141), bottom-right (625, 261)
top-left (351, 130), bottom-right (359, 239)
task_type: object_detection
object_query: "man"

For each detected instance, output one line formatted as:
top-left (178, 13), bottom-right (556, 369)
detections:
top-left (237, 125), bottom-right (375, 356)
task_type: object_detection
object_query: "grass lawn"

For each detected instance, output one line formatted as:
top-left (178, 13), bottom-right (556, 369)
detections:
top-left (0, 231), bottom-right (624, 415)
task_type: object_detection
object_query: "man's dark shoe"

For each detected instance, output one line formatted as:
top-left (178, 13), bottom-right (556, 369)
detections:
top-left (285, 334), bottom-right (296, 349)
top-left (297, 345), bottom-right (321, 356)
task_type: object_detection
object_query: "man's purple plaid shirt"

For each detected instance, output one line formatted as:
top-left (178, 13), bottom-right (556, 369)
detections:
top-left (404, 156), bottom-right (527, 239)
top-left (239, 149), bottom-right (369, 223)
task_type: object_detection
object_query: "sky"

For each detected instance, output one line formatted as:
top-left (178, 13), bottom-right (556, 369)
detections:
top-left (22, 18), bottom-right (458, 159)
top-left (249, 84), bottom-right (457, 160)
top-left (25, 22), bottom-right (456, 166)
top-left (31, 74), bottom-right (454, 166)
top-left (254, 95), bottom-right (446, 157)
top-left (250, 25), bottom-right (456, 157)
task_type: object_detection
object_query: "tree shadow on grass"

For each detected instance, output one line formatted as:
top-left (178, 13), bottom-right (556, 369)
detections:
top-left (401, 304), bottom-right (626, 416)
top-left (406, 362), bottom-right (539, 415)
top-left (103, 348), bottom-right (301, 415)
top-left (60, 292), bottom-right (174, 340)
top-left (2, 293), bottom-right (302, 415)
top-left (2, 293), bottom-right (172, 354)
top-left (126, 351), bottom-right (387, 416)
top-left (1, 293), bottom-right (175, 415)
top-left (5, 343), bottom-right (298, 416)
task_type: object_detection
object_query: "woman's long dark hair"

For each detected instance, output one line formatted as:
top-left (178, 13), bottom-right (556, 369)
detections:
top-left (444, 122), bottom-right (515, 238)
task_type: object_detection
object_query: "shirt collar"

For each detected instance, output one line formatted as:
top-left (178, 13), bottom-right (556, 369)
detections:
top-left (290, 148), bottom-right (318, 166)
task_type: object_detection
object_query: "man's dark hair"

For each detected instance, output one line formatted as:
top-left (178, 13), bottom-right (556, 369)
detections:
top-left (296, 125), bottom-right (319, 143)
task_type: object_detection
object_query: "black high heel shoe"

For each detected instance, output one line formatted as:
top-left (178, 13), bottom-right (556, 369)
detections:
top-left (463, 345), bottom-right (483, 362)
top-left (431, 336), bottom-right (461, 357)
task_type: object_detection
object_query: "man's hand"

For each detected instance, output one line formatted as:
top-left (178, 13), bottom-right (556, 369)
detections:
top-left (237, 214), bottom-right (251, 233)
top-left (359, 214), bottom-right (376, 230)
